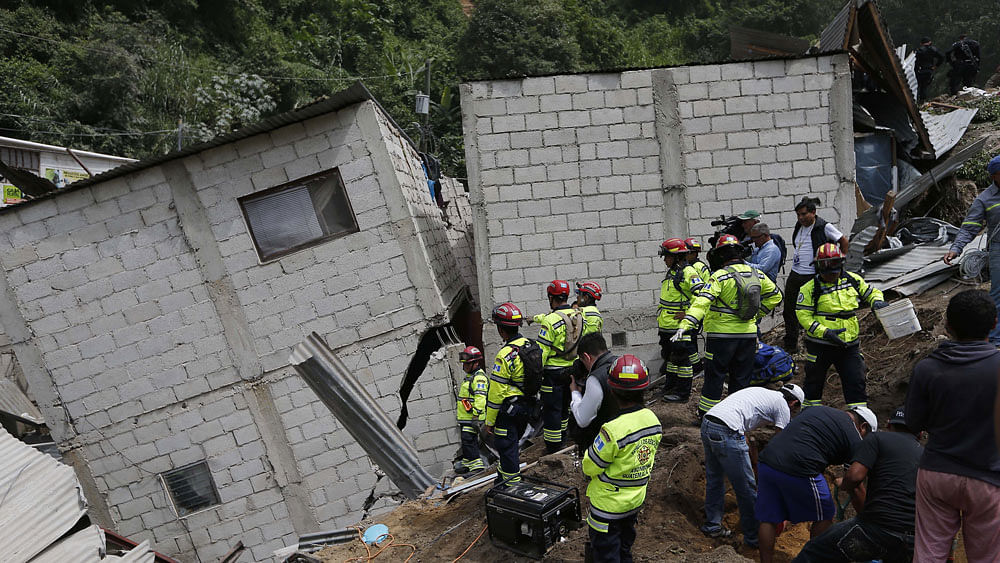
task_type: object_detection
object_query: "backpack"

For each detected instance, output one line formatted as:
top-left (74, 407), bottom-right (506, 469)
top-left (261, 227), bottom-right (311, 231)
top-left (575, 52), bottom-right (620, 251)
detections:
top-left (552, 309), bottom-right (584, 360)
top-left (750, 343), bottom-right (796, 385)
top-left (770, 233), bottom-right (788, 272)
top-left (511, 339), bottom-right (544, 396)
top-left (724, 266), bottom-right (762, 321)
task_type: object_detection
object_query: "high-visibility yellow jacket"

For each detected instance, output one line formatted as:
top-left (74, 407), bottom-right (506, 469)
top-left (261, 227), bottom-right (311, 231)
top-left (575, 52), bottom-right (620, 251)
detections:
top-left (657, 264), bottom-right (706, 332)
top-left (580, 305), bottom-right (603, 336)
top-left (456, 368), bottom-right (488, 422)
top-left (532, 304), bottom-right (578, 368)
top-left (692, 260), bottom-right (711, 280)
top-left (583, 406), bottom-right (662, 529)
top-left (796, 272), bottom-right (883, 345)
top-left (485, 336), bottom-right (528, 426)
top-left (679, 263), bottom-right (782, 338)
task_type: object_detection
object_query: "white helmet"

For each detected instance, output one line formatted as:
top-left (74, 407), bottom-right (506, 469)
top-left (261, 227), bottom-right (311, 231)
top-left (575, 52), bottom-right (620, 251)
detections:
top-left (780, 383), bottom-right (806, 405)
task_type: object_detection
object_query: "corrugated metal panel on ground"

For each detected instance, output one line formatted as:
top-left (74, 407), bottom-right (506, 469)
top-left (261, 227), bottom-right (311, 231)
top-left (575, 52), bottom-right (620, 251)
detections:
top-left (0, 427), bottom-right (88, 563)
top-left (0, 377), bottom-right (44, 423)
top-left (922, 109), bottom-right (979, 158)
top-left (867, 234), bottom-right (984, 290)
top-left (29, 524), bottom-right (105, 563)
top-left (106, 541), bottom-right (155, 563)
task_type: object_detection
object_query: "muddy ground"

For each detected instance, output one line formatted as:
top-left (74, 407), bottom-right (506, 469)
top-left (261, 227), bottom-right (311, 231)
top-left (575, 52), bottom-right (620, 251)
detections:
top-left (316, 280), bottom-right (974, 562)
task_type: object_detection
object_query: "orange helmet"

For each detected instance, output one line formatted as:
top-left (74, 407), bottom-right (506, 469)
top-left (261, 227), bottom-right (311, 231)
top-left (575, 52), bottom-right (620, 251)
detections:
top-left (608, 355), bottom-right (650, 390)
top-left (658, 238), bottom-right (688, 256)
top-left (715, 234), bottom-right (742, 248)
top-left (813, 243), bottom-right (845, 272)
top-left (576, 281), bottom-right (603, 300)
top-left (684, 238), bottom-right (703, 252)
top-left (546, 279), bottom-right (571, 299)
top-left (459, 346), bottom-right (483, 364)
top-left (491, 302), bottom-right (524, 327)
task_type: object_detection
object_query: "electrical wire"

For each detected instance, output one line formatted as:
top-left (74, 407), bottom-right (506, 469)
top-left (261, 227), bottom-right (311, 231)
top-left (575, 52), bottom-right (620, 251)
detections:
top-left (0, 126), bottom-right (176, 137)
top-left (0, 25), bottom-right (412, 83)
top-left (451, 524), bottom-right (488, 562)
top-left (344, 526), bottom-right (416, 563)
top-left (0, 112), bottom-right (166, 133)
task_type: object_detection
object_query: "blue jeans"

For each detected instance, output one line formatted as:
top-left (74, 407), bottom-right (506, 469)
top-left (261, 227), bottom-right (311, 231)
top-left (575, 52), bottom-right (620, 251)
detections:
top-left (791, 518), bottom-right (914, 563)
top-left (990, 245), bottom-right (1000, 345)
top-left (700, 418), bottom-right (758, 545)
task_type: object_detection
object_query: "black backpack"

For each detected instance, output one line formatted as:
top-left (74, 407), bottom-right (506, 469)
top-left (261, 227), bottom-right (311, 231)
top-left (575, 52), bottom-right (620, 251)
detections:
top-left (770, 233), bottom-right (788, 272)
top-left (511, 339), bottom-right (544, 397)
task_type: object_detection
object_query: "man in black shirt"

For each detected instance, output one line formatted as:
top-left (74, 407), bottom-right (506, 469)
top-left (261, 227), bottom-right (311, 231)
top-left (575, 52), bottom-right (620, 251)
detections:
top-left (915, 37), bottom-right (945, 102)
top-left (946, 34), bottom-right (981, 94)
top-left (791, 406), bottom-right (923, 563)
top-left (754, 405), bottom-right (876, 563)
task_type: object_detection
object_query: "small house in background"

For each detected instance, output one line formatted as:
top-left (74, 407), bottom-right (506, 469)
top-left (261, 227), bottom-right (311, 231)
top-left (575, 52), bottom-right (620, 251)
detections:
top-left (0, 82), bottom-right (478, 561)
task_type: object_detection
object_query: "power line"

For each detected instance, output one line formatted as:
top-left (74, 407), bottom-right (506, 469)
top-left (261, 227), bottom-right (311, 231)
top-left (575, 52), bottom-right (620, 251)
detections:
top-left (0, 126), bottom-right (176, 137)
top-left (0, 25), bottom-right (413, 83)
top-left (0, 112), bottom-right (161, 133)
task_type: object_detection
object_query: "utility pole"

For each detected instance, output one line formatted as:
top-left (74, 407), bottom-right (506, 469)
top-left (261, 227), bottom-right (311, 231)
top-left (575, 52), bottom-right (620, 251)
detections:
top-left (423, 58), bottom-right (431, 147)
top-left (177, 118), bottom-right (184, 151)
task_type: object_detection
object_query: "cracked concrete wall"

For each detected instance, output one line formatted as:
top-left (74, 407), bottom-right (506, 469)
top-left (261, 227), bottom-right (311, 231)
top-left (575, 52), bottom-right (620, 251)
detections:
top-left (461, 53), bottom-right (854, 354)
top-left (0, 99), bottom-right (465, 561)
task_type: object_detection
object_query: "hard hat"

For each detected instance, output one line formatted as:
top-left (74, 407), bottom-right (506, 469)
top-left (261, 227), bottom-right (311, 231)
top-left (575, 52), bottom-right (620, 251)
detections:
top-left (813, 242), bottom-right (845, 272)
top-left (491, 302), bottom-right (524, 327)
top-left (715, 234), bottom-right (742, 248)
top-left (658, 238), bottom-right (688, 256)
top-left (684, 238), bottom-right (703, 252)
top-left (608, 354), bottom-right (650, 390)
top-left (546, 280), bottom-right (571, 299)
top-left (850, 406), bottom-right (878, 432)
top-left (780, 383), bottom-right (805, 405)
top-left (576, 281), bottom-right (603, 300)
top-left (459, 346), bottom-right (483, 364)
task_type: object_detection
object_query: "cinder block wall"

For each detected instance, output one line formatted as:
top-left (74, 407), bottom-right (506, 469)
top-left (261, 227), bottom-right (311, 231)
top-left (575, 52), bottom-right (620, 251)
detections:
top-left (0, 100), bottom-right (466, 561)
top-left (461, 53), bottom-right (855, 354)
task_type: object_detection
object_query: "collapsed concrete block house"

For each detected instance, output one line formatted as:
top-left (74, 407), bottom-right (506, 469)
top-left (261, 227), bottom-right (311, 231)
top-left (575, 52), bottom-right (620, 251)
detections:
top-left (462, 52), bottom-right (856, 353)
top-left (0, 83), bottom-right (479, 561)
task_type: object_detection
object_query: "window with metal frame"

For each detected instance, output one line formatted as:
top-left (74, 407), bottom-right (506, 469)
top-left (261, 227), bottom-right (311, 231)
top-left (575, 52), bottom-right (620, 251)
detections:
top-left (160, 461), bottom-right (221, 517)
top-left (239, 168), bottom-right (359, 261)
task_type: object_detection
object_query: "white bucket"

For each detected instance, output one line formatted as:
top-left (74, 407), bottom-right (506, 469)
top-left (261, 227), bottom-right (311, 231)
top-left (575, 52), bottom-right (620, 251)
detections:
top-left (875, 298), bottom-right (921, 339)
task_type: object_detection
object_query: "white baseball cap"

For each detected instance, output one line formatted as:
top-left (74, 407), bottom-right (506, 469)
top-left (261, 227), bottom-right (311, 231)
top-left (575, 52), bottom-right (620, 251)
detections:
top-left (780, 383), bottom-right (806, 405)
top-left (850, 406), bottom-right (878, 432)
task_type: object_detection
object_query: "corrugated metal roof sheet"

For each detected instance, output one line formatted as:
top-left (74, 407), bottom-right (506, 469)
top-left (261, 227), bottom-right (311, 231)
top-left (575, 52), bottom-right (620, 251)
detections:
top-left (897, 45), bottom-right (919, 100)
top-left (867, 234), bottom-right (984, 290)
top-left (30, 524), bottom-right (105, 563)
top-left (106, 541), bottom-right (155, 563)
top-left (729, 26), bottom-right (810, 59)
top-left (0, 377), bottom-right (44, 424)
top-left (819, 1), bottom-right (853, 52)
top-left (922, 108), bottom-right (979, 158)
top-left (0, 426), bottom-right (88, 563)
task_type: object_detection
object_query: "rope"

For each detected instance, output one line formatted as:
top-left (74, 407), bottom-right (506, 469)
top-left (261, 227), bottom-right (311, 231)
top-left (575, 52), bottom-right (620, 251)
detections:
top-left (452, 524), bottom-right (488, 562)
top-left (344, 526), bottom-right (416, 563)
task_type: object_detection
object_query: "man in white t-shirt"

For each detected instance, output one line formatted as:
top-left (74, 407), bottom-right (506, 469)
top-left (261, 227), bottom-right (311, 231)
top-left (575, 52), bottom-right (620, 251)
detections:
top-left (699, 384), bottom-right (805, 548)
top-left (782, 197), bottom-right (849, 353)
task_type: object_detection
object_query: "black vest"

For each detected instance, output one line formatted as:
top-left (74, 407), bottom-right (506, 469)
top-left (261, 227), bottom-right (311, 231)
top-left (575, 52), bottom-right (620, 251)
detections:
top-left (793, 215), bottom-right (830, 262)
top-left (578, 352), bottom-right (619, 440)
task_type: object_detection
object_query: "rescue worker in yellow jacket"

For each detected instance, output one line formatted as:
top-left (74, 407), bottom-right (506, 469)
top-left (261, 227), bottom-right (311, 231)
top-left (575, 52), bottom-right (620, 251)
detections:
top-left (455, 346), bottom-right (488, 475)
top-left (532, 280), bottom-right (582, 453)
top-left (575, 281), bottom-right (604, 336)
top-left (485, 302), bottom-right (531, 484)
top-left (657, 238), bottom-right (706, 403)
top-left (796, 243), bottom-right (888, 409)
top-left (675, 235), bottom-right (782, 417)
top-left (584, 354), bottom-right (662, 563)
top-left (685, 237), bottom-right (712, 280)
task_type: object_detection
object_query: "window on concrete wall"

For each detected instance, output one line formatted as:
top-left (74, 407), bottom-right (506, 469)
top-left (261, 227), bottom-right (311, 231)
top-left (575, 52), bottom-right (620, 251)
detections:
top-left (160, 461), bottom-right (221, 517)
top-left (239, 168), bottom-right (359, 261)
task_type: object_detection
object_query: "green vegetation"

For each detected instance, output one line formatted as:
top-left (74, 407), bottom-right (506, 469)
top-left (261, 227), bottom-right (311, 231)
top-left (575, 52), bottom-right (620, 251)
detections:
top-left (1, 0), bottom-right (995, 177)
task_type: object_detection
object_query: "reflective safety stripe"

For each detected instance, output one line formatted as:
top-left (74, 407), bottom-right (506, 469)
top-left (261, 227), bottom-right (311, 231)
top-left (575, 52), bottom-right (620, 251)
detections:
top-left (598, 473), bottom-right (650, 487)
top-left (561, 418), bottom-right (569, 431)
top-left (704, 332), bottom-right (756, 339)
top-left (589, 505), bottom-right (640, 520)
top-left (805, 354), bottom-right (817, 362)
top-left (543, 429), bottom-right (563, 442)
top-left (460, 425), bottom-right (478, 433)
top-left (587, 514), bottom-right (609, 533)
top-left (704, 351), bottom-right (714, 360)
top-left (486, 400), bottom-right (504, 410)
top-left (963, 221), bottom-right (983, 227)
top-left (490, 373), bottom-right (511, 385)
top-left (699, 396), bottom-right (720, 412)
top-left (709, 305), bottom-right (738, 314)
top-left (540, 385), bottom-right (554, 393)
top-left (463, 458), bottom-right (485, 470)
top-left (809, 321), bottom-right (820, 333)
top-left (617, 424), bottom-right (662, 448)
top-left (796, 304), bottom-right (817, 311)
top-left (494, 427), bottom-right (508, 436)
top-left (803, 399), bottom-right (822, 408)
top-left (588, 444), bottom-right (611, 468)
top-left (847, 401), bottom-right (868, 409)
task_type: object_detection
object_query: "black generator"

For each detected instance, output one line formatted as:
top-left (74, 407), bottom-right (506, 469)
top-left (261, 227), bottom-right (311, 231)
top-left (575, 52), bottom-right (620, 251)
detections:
top-left (485, 476), bottom-right (581, 559)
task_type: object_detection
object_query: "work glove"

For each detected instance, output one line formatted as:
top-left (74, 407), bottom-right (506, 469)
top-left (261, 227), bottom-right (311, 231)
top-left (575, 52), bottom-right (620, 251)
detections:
top-left (872, 300), bottom-right (889, 310)
top-left (670, 328), bottom-right (686, 343)
top-left (823, 328), bottom-right (848, 346)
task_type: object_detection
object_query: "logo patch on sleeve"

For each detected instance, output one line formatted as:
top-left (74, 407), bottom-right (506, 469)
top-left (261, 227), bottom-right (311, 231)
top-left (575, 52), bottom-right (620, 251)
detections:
top-left (492, 363), bottom-right (502, 374)
top-left (797, 293), bottom-right (805, 303)
top-left (539, 328), bottom-right (548, 338)
top-left (594, 434), bottom-right (605, 451)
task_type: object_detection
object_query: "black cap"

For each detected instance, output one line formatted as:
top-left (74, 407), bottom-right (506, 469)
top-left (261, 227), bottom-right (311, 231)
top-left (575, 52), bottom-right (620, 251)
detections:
top-left (920, 37), bottom-right (931, 44)
top-left (889, 406), bottom-right (907, 425)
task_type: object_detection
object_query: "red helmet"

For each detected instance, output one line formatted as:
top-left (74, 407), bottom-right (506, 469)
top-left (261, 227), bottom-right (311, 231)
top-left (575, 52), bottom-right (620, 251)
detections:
top-left (459, 346), bottom-right (483, 364)
top-left (546, 280), bottom-right (571, 299)
top-left (491, 302), bottom-right (524, 327)
top-left (608, 355), bottom-right (650, 390)
top-left (576, 281), bottom-right (603, 301)
top-left (658, 238), bottom-right (688, 256)
top-left (715, 234), bottom-right (742, 248)
top-left (684, 238), bottom-right (703, 252)
top-left (814, 243), bottom-right (845, 272)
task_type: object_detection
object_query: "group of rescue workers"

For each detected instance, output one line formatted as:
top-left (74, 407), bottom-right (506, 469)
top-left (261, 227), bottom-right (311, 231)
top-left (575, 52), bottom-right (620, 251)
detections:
top-left (448, 193), bottom-right (999, 562)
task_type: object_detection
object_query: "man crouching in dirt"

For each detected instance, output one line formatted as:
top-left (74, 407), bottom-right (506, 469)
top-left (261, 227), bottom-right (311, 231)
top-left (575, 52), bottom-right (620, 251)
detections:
top-left (568, 333), bottom-right (618, 455)
top-left (583, 355), bottom-right (661, 563)
top-left (754, 405), bottom-right (877, 563)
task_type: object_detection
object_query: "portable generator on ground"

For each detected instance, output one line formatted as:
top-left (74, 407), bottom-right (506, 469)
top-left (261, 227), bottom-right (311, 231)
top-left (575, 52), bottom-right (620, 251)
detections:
top-left (485, 475), bottom-right (581, 559)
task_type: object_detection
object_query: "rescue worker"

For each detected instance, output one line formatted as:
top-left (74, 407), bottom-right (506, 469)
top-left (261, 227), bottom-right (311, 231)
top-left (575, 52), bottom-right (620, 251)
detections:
top-left (674, 235), bottom-right (782, 418)
top-left (575, 281), bottom-right (604, 336)
top-left (485, 302), bottom-right (531, 484)
top-left (657, 238), bottom-right (706, 403)
top-left (946, 34), bottom-right (981, 95)
top-left (583, 355), bottom-right (661, 563)
top-left (795, 243), bottom-right (888, 409)
top-left (685, 237), bottom-right (711, 279)
top-left (532, 280), bottom-right (581, 453)
top-left (454, 346), bottom-right (488, 474)
top-left (569, 332), bottom-right (618, 454)
top-left (915, 37), bottom-right (946, 102)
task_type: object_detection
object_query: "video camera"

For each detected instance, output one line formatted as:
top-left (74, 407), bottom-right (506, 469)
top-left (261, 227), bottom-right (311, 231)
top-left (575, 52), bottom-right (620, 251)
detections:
top-left (707, 215), bottom-right (746, 247)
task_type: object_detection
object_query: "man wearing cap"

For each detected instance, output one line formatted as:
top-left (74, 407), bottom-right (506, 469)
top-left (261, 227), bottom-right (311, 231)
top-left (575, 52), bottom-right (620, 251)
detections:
top-left (755, 405), bottom-right (876, 563)
top-left (569, 333), bottom-right (619, 454)
top-left (792, 406), bottom-right (923, 563)
top-left (783, 197), bottom-right (849, 354)
top-left (915, 37), bottom-right (946, 103)
top-left (748, 223), bottom-right (781, 282)
top-left (700, 384), bottom-right (805, 548)
top-left (737, 210), bottom-right (761, 244)
top-left (904, 289), bottom-right (1000, 560)
top-left (944, 156), bottom-right (1000, 346)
